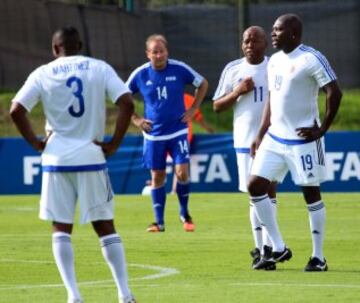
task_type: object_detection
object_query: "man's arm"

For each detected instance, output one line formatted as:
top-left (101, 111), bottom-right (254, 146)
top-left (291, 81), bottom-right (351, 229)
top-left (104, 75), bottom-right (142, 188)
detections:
top-left (296, 81), bottom-right (342, 140)
top-left (131, 111), bottom-right (153, 133)
top-left (95, 93), bottom-right (134, 156)
top-left (10, 102), bottom-right (46, 152)
top-left (250, 94), bottom-right (271, 157)
top-left (213, 77), bottom-right (254, 113)
top-left (196, 118), bottom-right (215, 134)
top-left (182, 78), bottom-right (209, 123)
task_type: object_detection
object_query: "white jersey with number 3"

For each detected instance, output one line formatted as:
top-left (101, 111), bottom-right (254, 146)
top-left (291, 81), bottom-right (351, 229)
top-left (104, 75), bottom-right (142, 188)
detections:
top-left (268, 44), bottom-right (337, 141)
top-left (213, 57), bottom-right (268, 149)
top-left (13, 55), bottom-right (129, 169)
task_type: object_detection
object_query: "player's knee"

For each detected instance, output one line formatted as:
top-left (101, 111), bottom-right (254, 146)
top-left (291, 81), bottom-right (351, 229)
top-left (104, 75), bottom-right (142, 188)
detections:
top-left (176, 171), bottom-right (188, 183)
top-left (302, 186), bottom-right (321, 204)
top-left (92, 220), bottom-right (116, 237)
top-left (151, 171), bottom-right (167, 187)
top-left (247, 175), bottom-right (268, 196)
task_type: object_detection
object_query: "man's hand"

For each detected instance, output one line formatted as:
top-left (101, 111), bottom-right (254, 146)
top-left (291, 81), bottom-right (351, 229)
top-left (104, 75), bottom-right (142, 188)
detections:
top-left (296, 120), bottom-right (323, 141)
top-left (33, 132), bottom-right (52, 152)
top-left (182, 107), bottom-right (196, 123)
top-left (250, 136), bottom-right (263, 158)
top-left (133, 116), bottom-right (153, 133)
top-left (94, 140), bottom-right (119, 157)
top-left (233, 77), bottom-right (254, 97)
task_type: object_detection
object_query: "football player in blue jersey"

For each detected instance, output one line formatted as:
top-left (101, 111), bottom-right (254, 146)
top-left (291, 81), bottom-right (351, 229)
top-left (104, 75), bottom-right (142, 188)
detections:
top-left (126, 34), bottom-right (208, 232)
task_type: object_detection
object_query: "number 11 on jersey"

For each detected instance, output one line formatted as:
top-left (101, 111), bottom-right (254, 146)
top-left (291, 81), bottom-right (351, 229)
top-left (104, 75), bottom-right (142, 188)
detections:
top-left (253, 86), bottom-right (264, 102)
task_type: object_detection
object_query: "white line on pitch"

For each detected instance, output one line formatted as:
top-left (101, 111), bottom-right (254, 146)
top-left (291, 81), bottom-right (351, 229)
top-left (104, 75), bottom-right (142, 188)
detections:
top-left (230, 282), bottom-right (360, 289)
top-left (0, 207), bottom-right (37, 212)
top-left (130, 263), bottom-right (179, 280)
top-left (0, 260), bottom-right (179, 291)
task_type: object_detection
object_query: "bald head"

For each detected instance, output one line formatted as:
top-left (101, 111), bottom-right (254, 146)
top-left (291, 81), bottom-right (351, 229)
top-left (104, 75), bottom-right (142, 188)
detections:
top-left (243, 26), bottom-right (267, 41)
top-left (242, 25), bottom-right (267, 64)
top-left (271, 14), bottom-right (302, 53)
top-left (277, 14), bottom-right (303, 39)
top-left (52, 26), bottom-right (82, 57)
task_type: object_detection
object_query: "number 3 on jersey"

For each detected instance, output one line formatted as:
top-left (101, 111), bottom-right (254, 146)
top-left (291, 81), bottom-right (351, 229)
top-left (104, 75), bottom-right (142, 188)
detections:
top-left (67, 76), bottom-right (85, 117)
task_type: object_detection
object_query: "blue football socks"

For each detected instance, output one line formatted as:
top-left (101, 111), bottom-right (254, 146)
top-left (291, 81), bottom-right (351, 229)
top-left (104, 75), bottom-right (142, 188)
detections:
top-left (176, 181), bottom-right (190, 218)
top-left (151, 186), bottom-right (166, 225)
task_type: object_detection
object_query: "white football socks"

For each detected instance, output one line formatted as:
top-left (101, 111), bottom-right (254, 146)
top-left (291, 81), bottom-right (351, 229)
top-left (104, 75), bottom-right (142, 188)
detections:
top-left (100, 234), bottom-right (131, 300)
top-left (261, 198), bottom-right (277, 252)
top-left (307, 200), bottom-right (326, 261)
top-left (249, 202), bottom-right (263, 250)
top-left (52, 232), bottom-right (82, 302)
top-left (250, 194), bottom-right (285, 252)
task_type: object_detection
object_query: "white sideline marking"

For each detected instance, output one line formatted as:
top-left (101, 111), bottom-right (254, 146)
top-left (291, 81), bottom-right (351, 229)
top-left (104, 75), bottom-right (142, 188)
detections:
top-left (130, 263), bottom-right (179, 280)
top-left (0, 259), bottom-right (179, 291)
top-left (231, 282), bottom-right (360, 289)
top-left (0, 259), bottom-right (54, 264)
top-left (0, 207), bottom-right (37, 212)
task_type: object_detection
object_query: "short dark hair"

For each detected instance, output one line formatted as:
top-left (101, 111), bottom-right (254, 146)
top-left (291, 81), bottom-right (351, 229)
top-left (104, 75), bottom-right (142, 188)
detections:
top-left (53, 26), bottom-right (82, 53)
top-left (281, 14), bottom-right (303, 39)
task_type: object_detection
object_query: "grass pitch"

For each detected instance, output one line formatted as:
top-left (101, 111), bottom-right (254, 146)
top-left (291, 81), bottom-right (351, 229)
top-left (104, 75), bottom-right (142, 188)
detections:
top-left (0, 193), bottom-right (359, 303)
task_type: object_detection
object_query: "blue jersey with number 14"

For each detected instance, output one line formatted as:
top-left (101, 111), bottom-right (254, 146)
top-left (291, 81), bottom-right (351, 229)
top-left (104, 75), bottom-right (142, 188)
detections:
top-left (126, 59), bottom-right (204, 139)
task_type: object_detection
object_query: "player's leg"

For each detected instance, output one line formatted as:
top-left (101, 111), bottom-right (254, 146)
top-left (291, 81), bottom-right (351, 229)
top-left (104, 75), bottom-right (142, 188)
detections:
top-left (302, 186), bottom-right (328, 271)
top-left (174, 162), bottom-right (194, 231)
top-left (248, 137), bottom-right (291, 269)
top-left (93, 220), bottom-right (135, 302)
top-left (263, 182), bottom-right (278, 251)
top-left (52, 223), bottom-right (82, 303)
top-left (258, 182), bottom-right (278, 270)
top-left (236, 152), bottom-right (262, 264)
top-left (248, 148), bottom-right (287, 252)
top-left (78, 170), bottom-right (136, 302)
top-left (289, 140), bottom-right (328, 271)
top-left (170, 134), bottom-right (194, 231)
top-left (143, 139), bottom-right (167, 232)
top-left (248, 176), bottom-right (285, 250)
top-left (40, 172), bottom-right (83, 302)
top-left (148, 169), bottom-right (167, 231)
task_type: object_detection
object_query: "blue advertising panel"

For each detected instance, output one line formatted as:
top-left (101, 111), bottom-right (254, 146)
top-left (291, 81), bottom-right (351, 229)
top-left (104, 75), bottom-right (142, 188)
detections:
top-left (0, 132), bottom-right (359, 194)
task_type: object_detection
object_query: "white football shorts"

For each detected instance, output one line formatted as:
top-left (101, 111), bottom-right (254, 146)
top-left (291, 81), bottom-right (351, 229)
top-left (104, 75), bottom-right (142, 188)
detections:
top-left (236, 152), bottom-right (252, 192)
top-left (250, 134), bottom-right (327, 186)
top-left (39, 169), bottom-right (114, 224)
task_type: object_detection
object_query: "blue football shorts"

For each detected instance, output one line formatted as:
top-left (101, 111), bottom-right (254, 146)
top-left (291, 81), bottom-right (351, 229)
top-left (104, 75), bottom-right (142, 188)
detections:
top-left (143, 134), bottom-right (190, 170)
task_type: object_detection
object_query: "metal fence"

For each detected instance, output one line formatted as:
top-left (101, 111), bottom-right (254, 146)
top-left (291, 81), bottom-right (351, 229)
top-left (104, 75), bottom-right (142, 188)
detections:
top-left (0, 0), bottom-right (359, 93)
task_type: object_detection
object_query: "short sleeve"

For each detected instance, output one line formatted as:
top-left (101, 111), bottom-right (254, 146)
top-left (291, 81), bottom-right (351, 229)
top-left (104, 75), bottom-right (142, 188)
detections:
top-left (213, 64), bottom-right (233, 100)
top-left (185, 64), bottom-right (203, 88)
top-left (175, 60), bottom-right (204, 88)
top-left (125, 69), bottom-right (139, 95)
top-left (12, 68), bottom-right (42, 112)
top-left (305, 51), bottom-right (337, 88)
top-left (104, 63), bottom-right (130, 103)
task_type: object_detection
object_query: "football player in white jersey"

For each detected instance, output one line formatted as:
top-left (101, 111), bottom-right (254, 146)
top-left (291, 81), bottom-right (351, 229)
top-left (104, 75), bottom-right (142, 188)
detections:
top-left (213, 26), bottom-right (277, 270)
top-left (10, 27), bottom-right (137, 303)
top-left (248, 14), bottom-right (342, 271)
top-left (126, 34), bottom-right (208, 233)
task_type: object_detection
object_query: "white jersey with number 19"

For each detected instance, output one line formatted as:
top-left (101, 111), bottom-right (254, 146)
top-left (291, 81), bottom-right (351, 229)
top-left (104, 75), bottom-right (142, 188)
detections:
top-left (13, 55), bottom-right (130, 170)
top-left (268, 44), bottom-right (337, 141)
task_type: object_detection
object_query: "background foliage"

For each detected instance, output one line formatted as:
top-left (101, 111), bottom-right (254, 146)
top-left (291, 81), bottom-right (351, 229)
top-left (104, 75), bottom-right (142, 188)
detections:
top-left (1, 89), bottom-right (359, 138)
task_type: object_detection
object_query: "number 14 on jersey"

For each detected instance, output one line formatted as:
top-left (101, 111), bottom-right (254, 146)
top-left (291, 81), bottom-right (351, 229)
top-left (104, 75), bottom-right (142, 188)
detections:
top-left (156, 86), bottom-right (168, 100)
